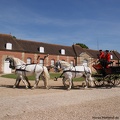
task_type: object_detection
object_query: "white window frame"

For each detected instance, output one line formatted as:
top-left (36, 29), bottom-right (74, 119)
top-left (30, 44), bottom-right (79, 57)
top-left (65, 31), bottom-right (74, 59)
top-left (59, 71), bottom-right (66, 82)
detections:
top-left (110, 55), bottom-right (113, 59)
top-left (82, 59), bottom-right (88, 66)
top-left (6, 43), bottom-right (12, 50)
top-left (51, 59), bottom-right (55, 66)
top-left (39, 59), bottom-right (44, 66)
top-left (39, 47), bottom-right (44, 53)
top-left (70, 61), bottom-right (74, 66)
top-left (27, 58), bottom-right (32, 64)
top-left (61, 49), bottom-right (65, 55)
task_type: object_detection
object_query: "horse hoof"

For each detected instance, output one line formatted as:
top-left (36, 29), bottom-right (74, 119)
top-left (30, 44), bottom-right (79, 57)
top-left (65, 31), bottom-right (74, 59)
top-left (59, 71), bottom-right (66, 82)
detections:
top-left (67, 88), bottom-right (71, 91)
top-left (13, 86), bottom-right (16, 89)
top-left (85, 86), bottom-right (88, 89)
top-left (44, 86), bottom-right (49, 89)
top-left (25, 87), bottom-right (28, 89)
top-left (82, 83), bottom-right (85, 87)
top-left (31, 87), bottom-right (35, 90)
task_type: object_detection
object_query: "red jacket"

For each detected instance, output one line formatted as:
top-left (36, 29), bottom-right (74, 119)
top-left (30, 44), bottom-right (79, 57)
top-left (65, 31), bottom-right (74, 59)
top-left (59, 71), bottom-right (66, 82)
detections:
top-left (105, 53), bottom-right (111, 62)
top-left (99, 51), bottom-right (105, 59)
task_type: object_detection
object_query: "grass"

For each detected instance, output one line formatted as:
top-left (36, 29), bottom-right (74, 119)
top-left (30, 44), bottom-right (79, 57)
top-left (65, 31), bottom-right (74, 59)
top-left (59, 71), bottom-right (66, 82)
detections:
top-left (1, 72), bottom-right (84, 81)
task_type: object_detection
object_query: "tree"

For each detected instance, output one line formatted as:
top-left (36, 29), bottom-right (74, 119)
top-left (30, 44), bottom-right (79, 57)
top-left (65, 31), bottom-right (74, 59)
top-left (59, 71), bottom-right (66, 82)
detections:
top-left (12, 36), bottom-right (16, 39)
top-left (76, 43), bottom-right (89, 49)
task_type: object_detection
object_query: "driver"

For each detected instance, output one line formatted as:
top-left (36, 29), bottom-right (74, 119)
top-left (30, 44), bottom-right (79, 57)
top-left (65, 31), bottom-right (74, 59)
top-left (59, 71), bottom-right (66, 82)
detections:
top-left (98, 50), bottom-right (105, 68)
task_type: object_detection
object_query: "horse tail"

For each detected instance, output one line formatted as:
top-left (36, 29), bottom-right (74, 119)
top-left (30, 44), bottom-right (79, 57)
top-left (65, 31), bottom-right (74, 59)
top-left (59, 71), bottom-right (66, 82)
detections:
top-left (87, 67), bottom-right (94, 87)
top-left (42, 66), bottom-right (50, 88)
top-left (88, 67), bottom-right (92, 74)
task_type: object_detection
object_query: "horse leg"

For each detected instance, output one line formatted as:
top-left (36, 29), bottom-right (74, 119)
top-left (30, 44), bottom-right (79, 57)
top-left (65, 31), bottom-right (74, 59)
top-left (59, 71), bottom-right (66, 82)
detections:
top-left (62, 77), bottom-right (73, 90)
top-left (89, 75), bottom-right (94, 87)
top-left (42, 76), bottom-right (48, 89)
top-left (13, 76), bottom-right (21, 88)
top-left (32, 74), bottom-right (40, 89)
top-left (85, 77), bottom-right (89, 88)
top-left (62, 77), bottom-right (68, 87)
top-left (68, 78), bottom-right (72, 90)
top-left (32, 78), bottom-right (39, 89)
top-left (71, 79), bottom-right (74, 88)
top-left (24, 76), bottom-right (31, 88)
top-left (13, 79), bottom-right (18, 88)
top-left (22, 79), bottom-right (29, 89)
top-left (20, 75), bottom-right (29, 89)
top-left (86, 74), bottom-right (94, 87)
top-left (16, 78), bottom-right (21, 87)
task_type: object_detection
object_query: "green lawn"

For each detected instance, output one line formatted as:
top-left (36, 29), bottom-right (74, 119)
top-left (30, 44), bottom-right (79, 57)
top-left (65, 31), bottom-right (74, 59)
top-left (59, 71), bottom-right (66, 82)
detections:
top-left (1, 72), bottom-right (84, 81)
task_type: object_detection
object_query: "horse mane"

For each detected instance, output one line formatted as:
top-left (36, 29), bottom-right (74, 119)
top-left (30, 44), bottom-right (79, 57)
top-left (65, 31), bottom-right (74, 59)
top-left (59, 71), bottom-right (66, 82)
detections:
top-left (12, 57), bottom-right (26, 64)
top-left (60, 60), bottom-right (71, 67)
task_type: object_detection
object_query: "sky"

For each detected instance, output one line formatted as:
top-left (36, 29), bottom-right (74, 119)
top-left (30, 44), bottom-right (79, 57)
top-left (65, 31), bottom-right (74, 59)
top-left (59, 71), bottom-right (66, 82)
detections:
top-left (0, 0), bottom-right (120, 52)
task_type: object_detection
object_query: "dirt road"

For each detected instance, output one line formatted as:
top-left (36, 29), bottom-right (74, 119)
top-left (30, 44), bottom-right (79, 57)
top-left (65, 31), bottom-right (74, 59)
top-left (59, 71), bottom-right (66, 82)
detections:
top-left (0, 77), bottom-right (120, 120)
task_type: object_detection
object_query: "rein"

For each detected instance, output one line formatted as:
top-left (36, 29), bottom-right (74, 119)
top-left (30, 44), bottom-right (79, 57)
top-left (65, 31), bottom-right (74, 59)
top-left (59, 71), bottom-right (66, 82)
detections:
top-left (56, 61), bottom-right (91, 78)
top-left (60, 69), bottom-right (85, 78)
top-left (15, 64), bottom-right (37, 73)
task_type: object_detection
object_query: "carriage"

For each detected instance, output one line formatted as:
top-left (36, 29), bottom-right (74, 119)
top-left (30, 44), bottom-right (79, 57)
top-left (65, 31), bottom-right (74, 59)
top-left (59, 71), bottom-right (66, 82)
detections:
top-left (92, 63), bottom-right (120, 87)
top-left (54, 60), bottom-right (120, 89)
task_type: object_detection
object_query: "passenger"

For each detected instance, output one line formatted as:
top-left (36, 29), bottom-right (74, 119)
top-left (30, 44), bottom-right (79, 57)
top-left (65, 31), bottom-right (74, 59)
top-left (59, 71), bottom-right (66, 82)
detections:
top-left (104, 50), bottom-right (111, 68)
top-left (99, 49), bottom-right (105, 60)
top-left (98, 50), bottom-right (105, 68)
top-left (97, 50), bottom-right (111, 76)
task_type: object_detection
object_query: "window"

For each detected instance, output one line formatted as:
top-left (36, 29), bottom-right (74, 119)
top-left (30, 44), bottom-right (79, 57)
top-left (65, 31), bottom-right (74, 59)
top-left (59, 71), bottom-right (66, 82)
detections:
top-left (27, 58), bottom-right (32, 64)
top-left (110, 55), bottom-right (113, 59)
top-left (39, 47), bottom-right (44, 53)
top-left (51, 59), bottom-right (55, 66)
top-left (39, 59), bottom-right (44, 66)
top-left (82, 59), bottom-right (88, 66)
top-left (61, 49), bottom-right (65, 55)
top-left (6, 43), bottom-right (12, 50)
top-left (70, 61), bottom-right (74, 66)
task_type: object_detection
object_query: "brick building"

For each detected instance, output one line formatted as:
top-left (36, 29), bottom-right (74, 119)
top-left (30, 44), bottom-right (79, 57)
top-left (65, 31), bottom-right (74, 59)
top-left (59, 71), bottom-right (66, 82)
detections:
top-left (0, 33), bottom-right (120, 73)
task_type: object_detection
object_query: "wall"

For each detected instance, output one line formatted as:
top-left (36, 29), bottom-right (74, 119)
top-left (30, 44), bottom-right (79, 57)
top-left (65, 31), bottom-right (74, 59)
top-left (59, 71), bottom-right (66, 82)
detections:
top-left (0, 51), bottom-right (75, 73)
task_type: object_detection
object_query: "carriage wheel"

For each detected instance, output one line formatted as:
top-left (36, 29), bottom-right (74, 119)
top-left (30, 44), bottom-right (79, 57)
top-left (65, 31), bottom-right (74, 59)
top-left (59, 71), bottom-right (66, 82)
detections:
top-left (94, 78), bottom-right (104, 87)
top-left (113, 75), bottom-right (120, 86)
top-left (103, 75), bottom-right (115, 86)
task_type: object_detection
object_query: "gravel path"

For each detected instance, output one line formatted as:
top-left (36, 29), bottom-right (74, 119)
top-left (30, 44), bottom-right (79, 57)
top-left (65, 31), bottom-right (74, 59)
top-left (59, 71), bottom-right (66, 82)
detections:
top-left (0, 77), bottom-right (120, 120)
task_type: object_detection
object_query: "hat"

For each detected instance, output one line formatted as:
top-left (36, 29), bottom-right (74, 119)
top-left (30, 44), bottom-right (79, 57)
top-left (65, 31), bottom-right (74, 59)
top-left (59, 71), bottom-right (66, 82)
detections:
top-left (106, 50), bottom-right (109, 52)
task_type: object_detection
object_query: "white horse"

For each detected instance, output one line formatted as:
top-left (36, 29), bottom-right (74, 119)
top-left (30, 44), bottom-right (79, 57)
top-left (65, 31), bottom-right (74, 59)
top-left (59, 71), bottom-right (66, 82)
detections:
top-left (5, 56), bottom-right (50, 89)
top-left (55, 60), bottom-right (94, 90)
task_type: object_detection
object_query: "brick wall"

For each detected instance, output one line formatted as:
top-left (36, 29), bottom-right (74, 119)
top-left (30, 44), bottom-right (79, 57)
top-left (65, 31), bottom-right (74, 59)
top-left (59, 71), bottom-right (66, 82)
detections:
top-left (0, 51), bottom-right (75, 73)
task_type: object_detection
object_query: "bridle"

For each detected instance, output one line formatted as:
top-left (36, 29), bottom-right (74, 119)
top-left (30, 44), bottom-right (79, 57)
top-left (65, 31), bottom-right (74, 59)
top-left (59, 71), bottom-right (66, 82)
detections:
top-left (5, 57), bottom-right (15, 69)
top-left (55, 61), bottom-right (62, 72)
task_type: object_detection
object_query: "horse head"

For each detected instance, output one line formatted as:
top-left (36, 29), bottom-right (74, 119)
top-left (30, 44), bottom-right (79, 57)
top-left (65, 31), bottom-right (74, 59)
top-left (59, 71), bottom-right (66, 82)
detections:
top-left (55, 60), bottom-right (71, 72)
top-left (54, 61), bottom-right (62, 72)
top-left (5, 56), bottom-right (15, 69)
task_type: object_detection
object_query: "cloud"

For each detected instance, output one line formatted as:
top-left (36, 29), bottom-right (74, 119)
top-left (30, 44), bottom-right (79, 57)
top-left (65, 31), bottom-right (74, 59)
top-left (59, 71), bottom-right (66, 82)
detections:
top-left (0, 1), bottom-right (120, 52)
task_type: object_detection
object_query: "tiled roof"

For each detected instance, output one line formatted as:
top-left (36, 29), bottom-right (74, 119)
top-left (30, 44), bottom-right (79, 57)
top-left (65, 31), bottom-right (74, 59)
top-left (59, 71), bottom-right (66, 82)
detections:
top-left (17, 39), bottom-right (75, 56)
top-left (0, 33), bottom-right (75, 56)
top-left (72, 44), bottom-right (85, 56)
top-left (84, 49), bottom-right (99, 58)
top-left (0, 34), bottom-right (24, 51)
top-left (85, 49), bottom-right (120, 60)
top-left (111, 50), bottom-right (120, 60)
top-left (0, 33), bottom-right (120, 60)
top-left (72, 45), bottom-right (99, 58)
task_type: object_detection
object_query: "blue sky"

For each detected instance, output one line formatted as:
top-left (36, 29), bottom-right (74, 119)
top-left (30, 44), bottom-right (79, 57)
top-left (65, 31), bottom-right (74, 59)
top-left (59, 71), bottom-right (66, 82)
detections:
top-left (0, 0), bottom-right (120, 52)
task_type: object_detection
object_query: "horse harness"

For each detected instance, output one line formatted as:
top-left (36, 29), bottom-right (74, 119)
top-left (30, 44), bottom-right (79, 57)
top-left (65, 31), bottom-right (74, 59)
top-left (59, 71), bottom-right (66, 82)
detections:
top-left (15, 64), bottom-right (38, 73)
top-left (59, 66), bottom-right (90, 78)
